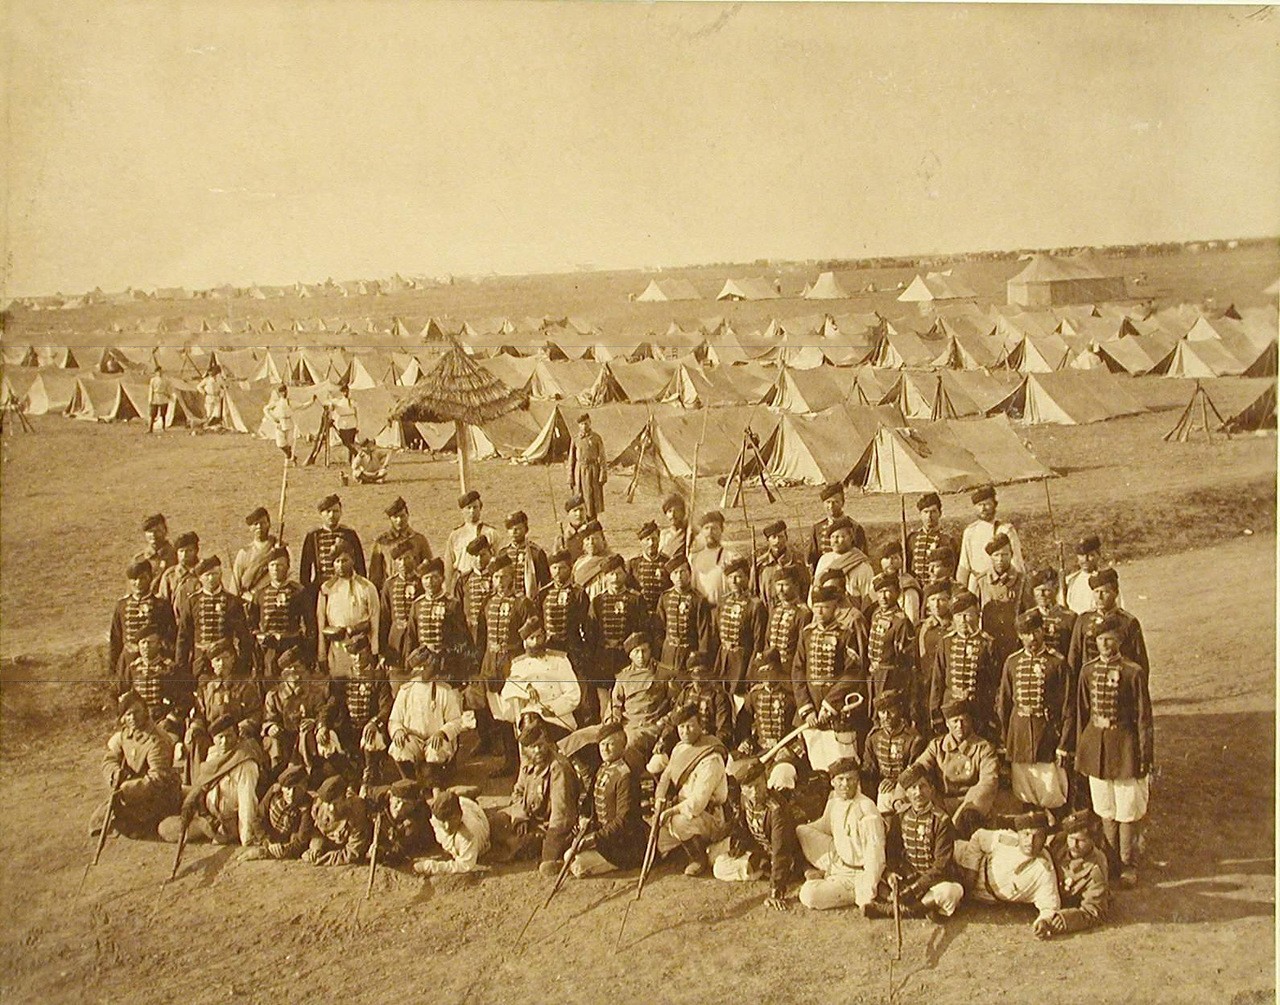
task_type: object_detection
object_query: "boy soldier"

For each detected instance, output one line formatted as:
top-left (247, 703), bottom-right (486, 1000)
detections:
top-left (316, 543), bottom-right (381, 679)
top-left (388, 647), bottom-right (468, 786)
top-left (414, 789), bottom-right (492, 877)
top-left (241, 764), bottom-right (314, 861)
top-left (812, 516), bottom-right (875, 610)
top-left (876, 764), bottom-right (964, 921)
top-left (714, 757), bottom-right (801, 909)
top-left (569, 721), bottom-right (647, 877)
top-left (303, 775), bottom-right (372, 865)
top-left (300, 494), bottom-right (366, 592)
top-left (109, 560), bottom-right (176, 684)
top-left (369, 779), bottom-right (437, 866)
top-left (135, 513), bottom-right (178, 579)
top-left (796, 758), bottom-right (887, 913)
top-left (232, 507), bottom-right (277, 601)
top-left (177, 556), bottom-right (253, 678)
top-left (118, 630), bottom-right (188, 745)
top-left (794, 584), bottom-right (869, 772)
top-left (378, 542), bottom-right (419, 670)
top-left (1075, 613), bottom-right (1154, 886)
top-left (905, 493), bottom-right (957, 582)
top-left (1028, 568), bottom-right (1076, 657)
top-left (456, 536), bottom-right (495, 636)
top-left (656, 556), bottom-right (713, 678)
top-left (956, 485), bottom-right (1024, 594)
top-left (928, 590), bottom-right (999, 738)
top-left (261, 651), bottom-right (330, 777)
top-left (477, 555), bottom-right (537, 774)
top-left (156, 531), bottom-right (202, 616)
top-left (1038, 810), bottom-right (1110, 939)
top-left (713, 557), bottom-right (767, 694)
top-left (590, 555), bottom-right (650, 720)
top-left (866, 572), bottom-right (915, 715)
top-left (1067, 568), bottom-right (1149, 679)
top-left (505, 720), bottom-right (581, 876)
top-left (99, 692), bottom-right (182, 838)
top-left (627, 521), bottom-right (668, 613)
top-left (764, 566), bottom-right (812, 674)
top-left (669, 651), bottom-right (734, 748)
top-left (406, 557), bottom-right (471, 686)
top-left (499, 616), bottom-right (582, 743)
top-left (862, 689), bottom-right (926, 814)
top-left (161, 714), bottom-right (265, 847)
top-left (878, 543), bottom-right (922, 624)
top-left (658, 492), bottom-right (689, 561)
top-left (736, 648), bottom-right (801, 764)
top-left (502, 510), bottom-right (551, 599)
top-left (756, 519), bottom-right (810, 609)
top-left (997, 609), bottom-right (1073, 812)
top-left (251, 546), bottom-right (309, 680)
top-left (807, 482), bottom-right (868, 568)
top-left (652, 704), bottom-right (730, 877)
top-left (1062, 535), bottom-right (1124, 615)
top-left (444, 490), bottom-right (497, 592)
top-left (184, 640), bottom-right (262, 778)
top-left (954, 814), bottom-right (1060, 936)
top-left (912, 698), bottom-right (1000, 837)
top-left (567, 411), bottom-right (607, 518)
top-left (367, 496), bottom-right (431, 591)
top-left (975, 534), bottom-right (1034, 669)
top-left (556, 494), bottom-right (590, 563)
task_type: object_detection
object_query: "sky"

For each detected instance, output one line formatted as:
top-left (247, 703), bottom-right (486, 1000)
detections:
top-left (3, 2), bottom-right (1278, 296)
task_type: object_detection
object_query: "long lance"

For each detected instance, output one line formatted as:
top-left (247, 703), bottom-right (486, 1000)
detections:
top-left (1042, 477), bottom-right (1066, 599)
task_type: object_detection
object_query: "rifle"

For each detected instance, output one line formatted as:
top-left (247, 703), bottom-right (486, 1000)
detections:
top-left (515, 822), bottom-right (592, 944)
top-left (1042, 478), bottom-right (1066, 599)
top-left (889, 872), bottom-right (903, 962)
top-left (744, 428), bottom-right (777, 505)
top-left (277, 452), bottom-right (290, 547)
top-left (615, 788), bottom-right (666, 954)
top-left (365, 812), bottom-right (382, 900)
top-left (168, 814), bottom-right (191, 883)
top-left (76, 777), bottom-right (122, 897)
top-left (685, 410), bottom-right (709, 554)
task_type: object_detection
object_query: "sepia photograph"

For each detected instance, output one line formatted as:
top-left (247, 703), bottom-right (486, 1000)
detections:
top-left (1, 2), bottom-right (1276, 1002)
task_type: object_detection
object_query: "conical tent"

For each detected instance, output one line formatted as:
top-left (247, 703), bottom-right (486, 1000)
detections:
top-left (803, 271), bottom-right (852, 300)
top-left (1164, 378), bottom-right (1276, 440)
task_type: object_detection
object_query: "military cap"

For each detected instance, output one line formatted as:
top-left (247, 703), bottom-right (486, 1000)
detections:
top-left (876, 688), bottom-right (906, 713)
top-left (245, 506), bottom-right (270, 525)
top-left (278, 765), bottom-right (308, 788)
top-left (126, 560), bottom-right (153, 579)
top-left (1016, 609), bottom-right (1045, 633)
top-left (419, 556), bottom-right (445, 577)
top-left (878, 541), bottom-right (903, 561)
top-left (723, 556), bottom-right (750, 578)
top-left (728, 756), bottom-right (765, 784)
top-left (664, 554), bottom-right (689, 575)
top-left (818, 569), bottom-right (845, 587)
top-left (580, 519), bottom-right (603, 537)
top-left (819, 482), bottom-right (845, 502)
top-left (174, 531), bottom-right (199, 550)
top-left (389, 779), bottom-right (420, 800)
top-left (1093, 612), bottom-right (1126, 638)
top-left (970, 484), bottom-right (996, 504)
top-left (317, 494), bottom-right (341, 512)
top-left (518, 720), bottom-right (549, 747)
top-left (926, 545), bottom-right (955, 566)
top-left (329, 541), bottom-right (355, 560)
top-left (186, 554), bottom-right (216, 574)
top-left (457, 490), bottom-right (481, 509)
top-left (827, 515), bottom-right (855, 534)
top-left (661, 493), bottom-right (686, 513)
top-left (916, 492), bottom-right (942, 512)
top-left (118, 690), bottom-right (147, 717)
top-left (1076, 534), bottom-right (1102, 556)
top-left (597, 720), bottom-right (626, 742)
top-left (267, 546), bottom-right (290, 564)
top-left (767, 762), bottom-right (797, 791)
top-left (636, 520), bottom-right (659, 540)
top-left (1013, 811), bottom-right (1050, 832)
top-left (949, 590), bottom-right (979, 614)
top-left (575, 412), bottom-right (591, 424)
top-left (896, 764), bottom-right (930, 791)
top-left (518, 616), bottom-right (544, 641)
top-left (385, 496), bottom-right (409, 517)
top-left (668, 702), bottom-right (700, 725)
top-left (872, 571), bottom-right (899, 592)
top-left (430, 789), bottom-right (462, 820)
top-left (137, 629), bottom-right (162, 645)
top-left (1060, 810), bottom-right (1096, 835)
top-left (346, 632), bottom-right (372, 654)
top-left (1088, 568), bottom-right (1119, 590)
top-left (142, 513), bottom-right (167, 532)
top-left (601, 553), bottom-right (625, 574)
top-left (504, 510), bottom-right (528, 529)
top-left (984, 533), bottom-right (1012, 556)
top-left (698, 510), bottom-right (725, 528)
top-left (752, 647), bottom-right (783, 674)
top-left (940, 697), bottom-right (973, 720)
top-left (923, 581), bottom-right (951, 599)
top-left (406, 645), bottom-right (442, 674)
top-left (1028, 567), bottom-right (1057, 589)
top-left (207, 639), bottom-right (236, 661)
top-left (685, 651), bottom-right (710, 675)
top-left (390, 540), bottom-right (415, 560)
top-left (827, 756), bottom-right (861, 778)
top-left (208, 713), bottom-right (237, 737)
top-left (487, 554), bottom-right (514, 575)
top-left (316, 775), bottom-right (347, 802)
top-left (773, 563), bottom-right (800, 583)
top-left (761, 519), bottom-right (787, 538)
top-left (811, 585), bottom-right (841, 604)
top-left (564, 495), bottom-right (585, 512)
top-left (623, 632), bottom-right (650, 653)
top-left (464, 535), bottom-right (491, 556)
top-left (548, 549), bottom-right (572, 567)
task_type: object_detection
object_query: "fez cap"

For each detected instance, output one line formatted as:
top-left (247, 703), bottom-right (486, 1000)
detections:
top-left (580, 519), bottom-right (603, 537)
top-left (927, 546), bottom-right (955, 566)
top-left (207, 638), bottom-right (236, 660)
top-left (457, 490), bottom-right (481, 508)
top-left (245, 507), bottom-right (270, 525)
top-left (317, 494), bottom-right (341, 512)
top-left (384, 496), bottom-right (409, 517)
top-left (623, 632), bottom-right (650, 653)
top-left (1028, 567), bottom-right (1057, 589)
top-left (698, 510), bottom-right (724, 528)
top-left (118, 690), bottom-right (147, 717)
top-left (406, 645), bottom-right (442, 674)
top-left (924, 581), bottom-right (951, 599)
top-left (1013, 811), bottom-right (1050, 832)
top-left (876, 688), bottom-right (906, 713)
top-left (878, 541), bottom-right (903, 561)
top-left (1016, 609), bottom-right (1045, 633)
top-left (984, 533), bottom-right (1012, 556)
top-left (970, 484), bottom-right (996, 504)
top-left (636, 520), bottom-right (659, 540)
top-left (827, 515), bottom-right (854, 534)
top-left (685, 651), bottom-right (709, 674)
top-left (949, 590), bottom-right (979, 614)
top-left (661, 493), bottom-right (685, 513)
top-left (916, 492), bottom-right (942, 512)
top-left (761, 519), bottom-right (787, 538)
top-left (389, 779), bottom-right (420, 800)
top-left (390, 540), bottom-right (415, 559)
top-left (174, 531), bottom-right (199, 550)
top-left (1089, 568), bottom-right (1119, 590)
top-left (1093, 613), bottom-right (1125, 638)
top-left (548, 549), bottom-right (572, 567)
top-left (1060, 810), bottom-right (1096, 835)
top-left (1076, 534), bottom-right (1102, 555)
top-left (419, 556), bottom-right (444, 577)
top-left (819, 482), bottom-right (845, 501)
top-left (464, 536), bottom-right (491, 556)
top-left (142, 513), bottom-right (167, 532)
top-left (504, 510), bottom-right (528, 529)
top-left (488, 554), bottom-right (514, 575)
top-left (278, 765), bottom-right (308, 788)
top-left (316, 775), bottom-right (347, 802)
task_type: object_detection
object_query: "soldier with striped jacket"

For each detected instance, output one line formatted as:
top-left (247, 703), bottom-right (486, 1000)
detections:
top-left (736, 648), bottom-right (801, 765)
top-left (755, 520), bottom-right (810, 611)
top-left (367, 496), bottom-right (431, 591)
top-left (590, 555), bottom-right (651, 710)
top-left (669, 651), bottom-right (734, 748)
top-left (327, 635), bottom-right (394, 785)
top-left (626, 521), bottom-right (668, 614)
top-left (904, 493), bottom-right (957, 583)
top-left (713, 557), bottom-right (767, 694)
top-left (794, 585), bottom-right (869, 773)
top-left (861, 688), bottom-right (925, 813)
top-left (1067, 568), bottom-right (1149, 679)
top-left (177, 556), bottom-right (253, 678)
top-left (764, 566), bottom-right (812, 674)
top-left (109, 560), bottom-right (177, 684)
top-left (865, 572), bottom-right (915, 716)
top-left (928, 591), bottom-right (999, 738)
top-left (405, 558), bottom-right (471, 685)
top-left (878, 764), bottom-right (964, 920)
top-left (378, 542), bottom-right (420, 669)
top-left (656, 556), bottom-right (713, 678)
top-left (250, 547), bottom-right (309, 679)
top-left (118, 630), bottom-right (188, 744)
top-left (477, 556), bottom-right (537, 774)
top-left (1027, 568), bottom-right (1077, 658)
top-left (537, 550), bottom-right (595, 721)
top-left (299, 494), bottom-right (365, 591)
top-left (455, 536), bottom-right (495, 636)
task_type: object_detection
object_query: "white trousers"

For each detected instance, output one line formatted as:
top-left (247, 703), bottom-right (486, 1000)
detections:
top-left (797, 823), bottom-right (877, 909)
top-left (1010, 762), bottom-right (1068, 809)
top-left (1088, 775), bottom-right (1149, 823)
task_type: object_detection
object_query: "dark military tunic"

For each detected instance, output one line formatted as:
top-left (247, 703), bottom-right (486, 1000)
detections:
top-left (590, 588), bottom-right (649, 690)
top-left (928, 629), bottom-right (999, 734)
top-left (1067, 608), bottom-right (1149, 678)
top-left (793, 618), bottom-right (868, 732)
top-left (736, 681), bottom-right (800, 761)
top-left (866, 604), bottom-right (915, 713)
top-left (109, 591), bottom-right (177, 679)
top-left (656, 587), bottom-right (712, 677)
top-left (1074, 655), bottom-right (1153, 781)
top-left (591, 758), bottom-right (646, 868)
top-left (627, 553), bottom-right (668, 614)
top-left (378, 573), bottom-right (418, 664)
top-left (713, 589), bottom-right (766, 693)
top-left (176, 589), bottom-right (252, 674)
top-left (905, 527), bottom-right (957, 580)
top-left (891, 802), bottom-right (957, 895)
top-left (765, 599), bottom-right (812, 674)
top-left (300, 525), bottom-right (365, 590)
top-left (997, 645), bottom-right (1073, 765)
top-left (476, 591), bottom-right (535, 690)
top-left (863, 722), bottom-right (926, 792)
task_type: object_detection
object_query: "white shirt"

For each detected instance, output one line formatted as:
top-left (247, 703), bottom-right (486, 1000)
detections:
top-left (389, 680), bottom-right (465, 743)
top-left (668, 745), bottom-right (728, 821)
top-left (957, 519), bottom-right (1024, 594)
top-left (264, 396), bottom-right (295, 434)
top-left (444, 521), bottom-right (497, 589)
top-left (1062, 568), bottom-right (1125, 615)
top-left (816, 793), bottom-right (886, 879)
top-left (689, 543), bottom-right (729, 606)
top-left (329, 395), bottom-right (358, 431)
top-left (958, 829), bottom-right (1060, 920)
top-left (424, 797), bottom-right (491, 874)
top-left (317, 574), bottom-right (381, 655)
top-left (204, 759), bottom-right (260, 846)
top-left (500, 651), bottom-right (581, 731)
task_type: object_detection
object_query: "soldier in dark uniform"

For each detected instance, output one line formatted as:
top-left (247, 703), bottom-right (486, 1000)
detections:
top-left (261, 652), bottom-right (331, 779)
top-left (99, 691), bottom-right (182, 839)
top-left (656, 555), bottom-right (713, 679)
top-left (366, 496), bottom-right (431, 591)
top-left (865, 572), bottom-right (915, 717)
top-left (240, 764), bottom-right (314, 861)
top-left (806, 482), bottom-right (867, 569)
top-left (756, 519), bottom-right (810, 609)
top-left (736, 648), bottom-right (801, 766)
top-left (658, 493), bottom-right (689, 561)
top-left (1075, 613), bottom-right (1153, 886)
top-left (914, 582), bottom-right (952, 733)
top-left (590, 555), bottom-right (650, 721)
top-left (368, 779), bottom-right (438, 866)
top-left (538, 550), bottom-right (596, 723)
top-left (328, 633), bottom-right (394, 788)
top-left (764, 565), bottom-right (812, 677)
top-left (1038, 810), bottom-right (1110, 939)
top-left (998, 609), bottom-right (1073, 813)
top-left (250, 546), bottom-right (309, 679)
top-left (669, 651), bottom-right (734, 748)
top-left (455, 536), bottom-right (495, 637)
top-left (1028, 568), bottom-right (1076, 658)
top-left (924, 545), bottom-right (962, 593)
top-left (405, 557), bottom-right (471, 687)
top-left (299, 494), bottom-right (365, 593)
top-left (1067, 568), bottom-right (1149, 680)
top-left (502, 510), bottom-right (551, 599)
top-left (135, 513), bottom-right (178, 580)
top-left (555, 495), bottom-right (590, 564)
top-left (176, 556), bottom-right (253, 679)
top-left (928, 590), bottom-right (999, 738)
top-left (874, 763), bottom-right (964, 921)
top-left (862, 688), bottom-right (925, 814)
top-left (905, 493), bottom-right (957, 583)
top-left (713, 557), bottom-right (767, 694)
top-left (118, 630), bottom-right (188, 746)
top-left (568, 720), bottom-right (647, 877)
top-left (476, 555), bottom-right (536, 775)
top-left (975, 533), bottom-right (1034, 670)
top-left (716, 755), bottom-right (801, 909)
top-left (627, 520), bottom-right (668, 614)
top-left (157, 531), bottom-right (202, 618)
top-left (184, 639), bottom-right (262, 781)
top-left (109, 560), bottom-right (177, 687)
top-left (504, 720), bottom-right (581, 877)
top-left (794, 585), bottom-right (870, 773)
top-left (378, 542), bottom-right (420, 674)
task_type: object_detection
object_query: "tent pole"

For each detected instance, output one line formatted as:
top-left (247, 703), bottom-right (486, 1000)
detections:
top-left (1197, 382), bottom-right (1212, 444)
top-left (456, 419), bottom-right (469, 493)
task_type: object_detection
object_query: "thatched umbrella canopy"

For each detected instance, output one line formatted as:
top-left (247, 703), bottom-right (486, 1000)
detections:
top-left (391, 337), bottom-right (526, 491)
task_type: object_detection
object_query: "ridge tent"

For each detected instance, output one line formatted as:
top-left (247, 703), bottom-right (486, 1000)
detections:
top-left (251, 351), bottom-right (291, 385)
top-left (346, 352), bottom-right (398, 389)
top-left (528, 359), bottom-right (601, 401)
top-left (478, 355), bottom-right (537, 394)
top-left (85, 346), bottom-right (138, 375)
top-left (802, 272), bottom-right (852, 300)
top-left (635, 278), bottom-right (701, 302)
top-left (871, 330), bottom-right (946, 369)
top-left (1093, 338), bottom-right (1163, 376)
top-left (1012, 371), bottom-right (1147, 425)
top-left (35, 346), bottom-right (80, 369)
top-left (580, 362), bottom-right (629, 406)
top-left (716, 277), bottom-right (781, 301)
top-left (608, 360), bottom-right (676, 402)
top-left (1151, 339), bottom-right (1247, 379)
top-left (467, 405), bottom-right (548, 461)
top-left (1007, 254), bottom-right (1126, 306)
top-left (210, 349), bottom-right (260, 382)
top-left (23, 372), bottom-right (80, 414)
top-left (760, 404), bottom-right (901, 486)
top-left (220, 385), bottom-right (271, 434)
top-left (554, 402), bottom-right (660, 468)
top-left (651, 406), bottom-right (777, 480)
top-left (0, 370), bottom-right (37, 410)
top-left (897, 272), bottom-right (978, 303)
top-left (2, 345), bottom-right (38, 367)
top-left (762, 366), bottom-right (848, 414)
